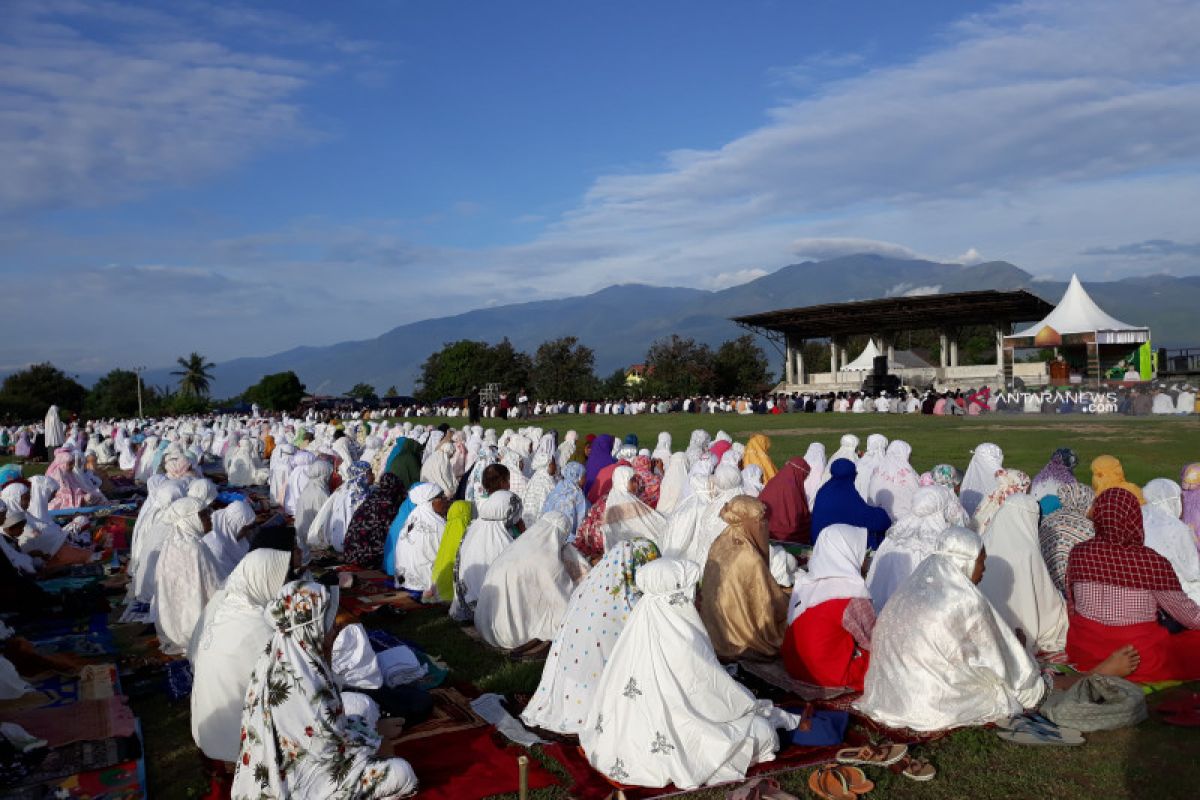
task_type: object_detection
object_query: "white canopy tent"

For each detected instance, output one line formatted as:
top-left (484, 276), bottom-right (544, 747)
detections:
top-left (1011, 274), bottom-right (1142, 338)
top-left (842, 338), bottom-right (932, 372)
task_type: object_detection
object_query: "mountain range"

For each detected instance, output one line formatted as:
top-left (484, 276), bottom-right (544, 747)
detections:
top-left (135, 255), bottom-right (1200, 397)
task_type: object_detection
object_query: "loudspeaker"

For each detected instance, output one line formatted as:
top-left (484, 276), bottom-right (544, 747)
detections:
top-left (861, 373), bottom-right (901, 394)
top-left (873, 355), bottom-right (888, 377)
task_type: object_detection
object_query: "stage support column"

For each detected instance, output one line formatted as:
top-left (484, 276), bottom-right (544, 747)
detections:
top-left (994, 324), bottom-right (1006, 370)
top-left (830, 338), bottom-right (840, 374)
top-left (796, 346), bottom-right (806, 385)
top-left (939, 331), bottom-right (949, 368)
top-left (785, 335), bottom-right (796, 385)
top-left (949, 333), bottom-right (959, 368)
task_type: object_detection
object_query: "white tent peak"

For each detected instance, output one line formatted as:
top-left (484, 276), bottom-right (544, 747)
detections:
top-left (1012, 274), bottom-right (1141, 337)
top-left (843, 338), bottom-right (931, 371)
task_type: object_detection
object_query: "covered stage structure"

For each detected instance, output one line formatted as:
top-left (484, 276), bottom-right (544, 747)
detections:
top-left (733, 290), bottom-right (1055, 392)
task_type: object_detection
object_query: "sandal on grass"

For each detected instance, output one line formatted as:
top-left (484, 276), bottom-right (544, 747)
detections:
top-left (835, 742), bottom-right (908, 767)
top-left (994, 717), bottom-right (1083, 746)
top-left (834, 765), bottom-right (874, 794)
top-left (725, 776), bottom-right (799, 800)
top-left (889, 755), bottom-right (937, 781)
top-left (808, 765), bottom-right (857, 800)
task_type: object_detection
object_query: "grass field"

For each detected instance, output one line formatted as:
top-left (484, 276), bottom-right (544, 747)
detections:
top-left (73, 412), bottom-right (1200, 798)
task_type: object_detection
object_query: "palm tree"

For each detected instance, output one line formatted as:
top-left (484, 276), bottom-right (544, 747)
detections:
top-left (172, 352), bottom-right (216, 397)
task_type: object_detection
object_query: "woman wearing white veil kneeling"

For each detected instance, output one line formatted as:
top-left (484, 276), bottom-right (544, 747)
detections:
top-left (580, 558), bottom-right (800, 790)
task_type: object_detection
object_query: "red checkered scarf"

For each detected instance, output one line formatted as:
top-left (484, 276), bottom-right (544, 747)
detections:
top-left (1066, 487), bottom-right (1180, 597)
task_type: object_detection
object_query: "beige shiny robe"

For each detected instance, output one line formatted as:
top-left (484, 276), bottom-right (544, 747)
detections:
top-left (700, 496), bottom-right (788, 661)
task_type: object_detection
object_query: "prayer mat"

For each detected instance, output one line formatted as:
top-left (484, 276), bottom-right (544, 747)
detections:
top-left (36, 576), bottom-right (103, 595)
top-left (164, 660), bottom-right (193, 701)
top-left (387, 685), bottom-right (487, 745)
top-left (737, 660), bottom-right (854, 701)
top-left (2, 755), bottom-right (144, 800)
top-left (19, 615), bottom-right (109, 642)
top-left (539, 737), bottom-right (853, 800)
top-left (389, 727), bottom-right (559, 800)
top-left (0, 665), bottom-right (117, 714)
top-left (1, 738), bottom-right (142, 795)
top-left (5, 697), bottom-right (137, 748)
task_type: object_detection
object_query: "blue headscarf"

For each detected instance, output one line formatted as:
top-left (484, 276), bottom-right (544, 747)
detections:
top-left (0, 464), bottom-right (22, 487)
top-left (810, 458), bottom-right (892, 549)
top-left (542, 462), bottom-right (589, 540)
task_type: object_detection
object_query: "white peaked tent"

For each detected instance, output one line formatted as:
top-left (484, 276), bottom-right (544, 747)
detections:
top-left (842, 338), bottom-right (931, 371)
top-left (1011, 274), bottom-right (1141, 338)
top-left (1004, 274), bottom-right (1152, 383)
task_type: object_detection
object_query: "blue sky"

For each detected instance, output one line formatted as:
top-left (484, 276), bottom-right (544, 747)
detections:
top-left (2, 0), bottom-right (1199, 374)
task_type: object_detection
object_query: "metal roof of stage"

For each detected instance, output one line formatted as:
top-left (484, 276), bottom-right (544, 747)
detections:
top-left (732, 290), bottom-right (1054, 340)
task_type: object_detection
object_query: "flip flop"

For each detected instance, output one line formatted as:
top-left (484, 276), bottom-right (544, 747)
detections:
top-left (834, 765), bottom-right (874, 794)
top-left (889, 755), bottom-right (937, 781)
top-left (807, 765), bottom-right (856, 800)
top-left (835, 742), bottom-right (908, 767)
top-left (995, 718), bottom-right (1084, 746)
top-left (726, 776), bottom-right (800, 800)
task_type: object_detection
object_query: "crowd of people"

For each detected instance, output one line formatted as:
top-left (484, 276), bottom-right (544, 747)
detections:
top-left (1, 405), bottom-right (1198, 797)
top-left (379, 382), bottom-right (1200, 419)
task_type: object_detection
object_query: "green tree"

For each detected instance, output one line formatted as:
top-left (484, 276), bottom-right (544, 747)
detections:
top-left (172, 352), bottom-right (216, 397)
top-left (384, 385), bottom-right (399, 398)
top-left (601, 368), bottom-right (629, 400)
top-left (531, 337), bottom-right (598, 401)
top-left (244, 371), bottom-right (307, 412)
top-left (346, 383), bottom-right (377, 402)
top-left (86, 369), bottom-right (153, 419)
top-left (644, 335), bottom-right (715, 397)
top-left (416, 339), bottom-right (533, 402)
top-left (711, 335), bottom-right (772, 395)
top-left (0, 363), bottom-right (87, 422)
top-left (167, 392), bottom-right (212, 415)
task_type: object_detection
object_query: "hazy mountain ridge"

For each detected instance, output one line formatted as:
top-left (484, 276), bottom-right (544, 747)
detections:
top-left (121, 255), bottom-right (1197, 396)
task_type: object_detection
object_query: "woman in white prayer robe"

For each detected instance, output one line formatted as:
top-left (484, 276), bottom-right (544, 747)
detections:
top-left (308, 460), bottom-right (372, 552)
top-left (660, 465), bottom-right (742, 567)
top-left (393, 484), bottom-right (448, 594)
top-left (154, 498), bottom-right (223, 655)
top-left (294, 459), bottom-right (332, 562)
top-left (853, 434), bottom-right (888, 499)
top-left (656, 453), bottom-right (690, 514)
top-left (1142, 478), bottom-right (1200, 604)
top-left (127, 481), bottom-right (187, 611)
top-left (960, 443), bottom-right (1004, 518)
top-left (580, 558), bottom-right (798, 790)
top-left (189, 548), bottom-right (291, 763)
top-left (866, 486), bottom-right (954, 612)
top-left (866, 440), bottom-right (920, 521)
top-left (821, 434), bottom-right (860, 487)
top-left (203, 499), bottom-right (256, 582)
top-left (475, 512), bottom-right (574, 650)
top-left (268, 443), bottom-right (294, 506)
top-left (601, 465), bottom-right (667, 550)
top-left (741, 464), bottom-right (765, 498)
top-left (283, 449), bottom-right (317, 517)
top-left (450, 491), bottom-right (516, 620)
top-left (520, 452), bottom-right (558, 528)
top-left (801, 443), bottom-right (826, 512)
top-left (521, 539), bottom-right (659, 734)
top-left (226, 438), bottom-right (268, 487)
top-left (855, 526), bottom-right (1046, 731)
top-left (978, 493), bottom-right (1069, 655)
top-left (420, 441), bottom-right (458, 497)
top-left (44, 405), bottom-right (65, 449)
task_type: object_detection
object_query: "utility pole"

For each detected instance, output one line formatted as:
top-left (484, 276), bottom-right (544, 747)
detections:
top-left (134, 366), bottom-right (145, 418)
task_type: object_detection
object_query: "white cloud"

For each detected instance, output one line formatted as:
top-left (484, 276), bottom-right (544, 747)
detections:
top-left (0, 1), bottom-right (379, 213)
top-left (702, 268), bottom-right (768, 289)
top-left (954, 248), bottom-right (984, 265)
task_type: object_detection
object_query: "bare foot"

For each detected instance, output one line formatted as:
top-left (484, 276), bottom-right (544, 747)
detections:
top-left (1091, 644), bottom-right (1140, 678)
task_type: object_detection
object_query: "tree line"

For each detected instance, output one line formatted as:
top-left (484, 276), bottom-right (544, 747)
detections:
top-left (413, 334), bottom-right (772, 403)
top-left (0, 334), bottom-right (772, 423)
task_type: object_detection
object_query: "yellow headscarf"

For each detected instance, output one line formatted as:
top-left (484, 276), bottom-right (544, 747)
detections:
top-left (742, 434), bottom-right (778, 482)
top-left (1091, 455), bottom-right (1144, 504)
